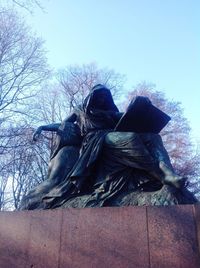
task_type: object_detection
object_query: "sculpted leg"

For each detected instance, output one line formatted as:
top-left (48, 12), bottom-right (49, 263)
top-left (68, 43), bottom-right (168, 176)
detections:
top-left (159, 161), bottom-right (186, 188)
top-left (140, 133), bottom-right (186, 188)
top-left (104, 132), bottom-right (185, 188)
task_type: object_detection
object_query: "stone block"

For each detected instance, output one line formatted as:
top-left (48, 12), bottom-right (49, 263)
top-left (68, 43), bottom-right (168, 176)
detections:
top-left (0, 206), bottom-right (200, 268)
top-left (194, 204), bottom-right (200, 256)
top-left (0, 211), bottom-right (31, 268)
top-left (148, 205), bottom-right (200, 268)
top-left (60, 207), bottom-right (149, 268)
top-left (28, 209), bottom-right (62, 268)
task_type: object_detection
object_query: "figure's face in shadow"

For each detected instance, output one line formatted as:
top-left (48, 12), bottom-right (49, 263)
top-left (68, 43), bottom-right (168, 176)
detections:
top-left (84, 84), bottom-right (118, 113)
top-left (92, 88), bottom-right (111, 110)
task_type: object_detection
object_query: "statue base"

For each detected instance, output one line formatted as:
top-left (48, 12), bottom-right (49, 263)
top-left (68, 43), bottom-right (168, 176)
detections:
top-left (0, 205), bottom-right (200, 267)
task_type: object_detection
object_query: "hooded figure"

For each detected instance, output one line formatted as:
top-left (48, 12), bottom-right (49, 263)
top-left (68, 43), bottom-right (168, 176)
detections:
top-left (42, 84), bottom-right (184, 209)
top-left (43, 85), bottom-right (184, 208)
top-left (42, 84), bottom-right (123, 208)
top-left (68, 84), bottom-right (122, 190)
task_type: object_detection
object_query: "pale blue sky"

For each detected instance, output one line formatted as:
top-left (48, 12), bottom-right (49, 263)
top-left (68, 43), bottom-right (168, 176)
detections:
top-left (23, 0), bottom-right (199, 140)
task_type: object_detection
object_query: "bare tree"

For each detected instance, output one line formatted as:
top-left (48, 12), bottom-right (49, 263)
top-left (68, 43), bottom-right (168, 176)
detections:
top-left (12, 0), bottom-right (42, 9)
top-left (1, 0), bottom-right (44, 13)
top-left (0, 171), bottom-right (9, 210)
top-left (58, 63), bottom-right (125, 112)
top-left (0, 9), bottom-right (49, 125)
top-left (0, 125), bottom-right (50, 210)
top-left (0, 9), bottom-right (49, 209)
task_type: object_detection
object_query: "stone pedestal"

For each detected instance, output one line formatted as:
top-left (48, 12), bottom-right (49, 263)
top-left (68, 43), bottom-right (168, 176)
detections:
top-left (0, 205), bottom-right (200, 268)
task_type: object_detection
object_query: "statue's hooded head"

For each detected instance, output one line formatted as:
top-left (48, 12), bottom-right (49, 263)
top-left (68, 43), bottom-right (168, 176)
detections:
top-left (83, 84), bottom-right (119, 114)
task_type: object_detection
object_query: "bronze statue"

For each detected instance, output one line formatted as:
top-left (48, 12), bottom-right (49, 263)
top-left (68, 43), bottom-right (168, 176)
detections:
top-left (20, 84), bottom-right (197, 210)
top-left (20, 120), bottom-right (81, 209)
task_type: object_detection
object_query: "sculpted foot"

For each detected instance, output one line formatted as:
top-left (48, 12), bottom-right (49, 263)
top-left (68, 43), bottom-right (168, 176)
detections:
top-left (159, 161), bottom-right (186, 189)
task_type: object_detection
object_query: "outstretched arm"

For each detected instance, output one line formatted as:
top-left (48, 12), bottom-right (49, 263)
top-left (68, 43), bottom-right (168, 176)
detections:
top-left (33, 123), bottom-right (61, 141)
top-left (33, 113), bottom-right (77, 141)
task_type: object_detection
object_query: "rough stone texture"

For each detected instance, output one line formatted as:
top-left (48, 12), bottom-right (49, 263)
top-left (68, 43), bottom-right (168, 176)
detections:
top-left (194, 204), bottom-right (200, 257)
top-left (28, 210), bottom-right (62, 268)
top-left (112, 185), bottom-right (178, 206)
top-left (0, 206), bottom-right (200, 268)
top-left (148, 205), bottom-right (200, 268)
top-left (60, 207), bottom-right (148, 268)
top-left (0, 211), bottom-right (31, 268)
top-left (61, 185), bottom-right (197, 208)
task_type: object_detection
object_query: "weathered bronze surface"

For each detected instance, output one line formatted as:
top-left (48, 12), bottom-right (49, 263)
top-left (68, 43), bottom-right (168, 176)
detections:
top-left (20, 84), bottom-right (197, 210)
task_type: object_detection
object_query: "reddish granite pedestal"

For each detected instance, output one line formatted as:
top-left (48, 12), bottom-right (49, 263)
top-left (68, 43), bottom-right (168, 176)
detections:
top-left (0, 205), bottom-right (200, 268)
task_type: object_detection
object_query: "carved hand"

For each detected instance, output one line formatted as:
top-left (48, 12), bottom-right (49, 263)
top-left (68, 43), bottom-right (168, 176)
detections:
top-left (32, 126), bottom-right (43, 141)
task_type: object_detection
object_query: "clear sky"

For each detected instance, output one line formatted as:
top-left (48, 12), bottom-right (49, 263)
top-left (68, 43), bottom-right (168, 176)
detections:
top-left (22, 0), bottom-right (200, 141)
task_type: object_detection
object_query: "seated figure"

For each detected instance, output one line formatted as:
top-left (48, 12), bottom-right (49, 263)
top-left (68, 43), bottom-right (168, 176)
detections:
top-left (41, 85), bottom-right (186, 208)
top-left (21, 84), bottom-right (191, 210)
